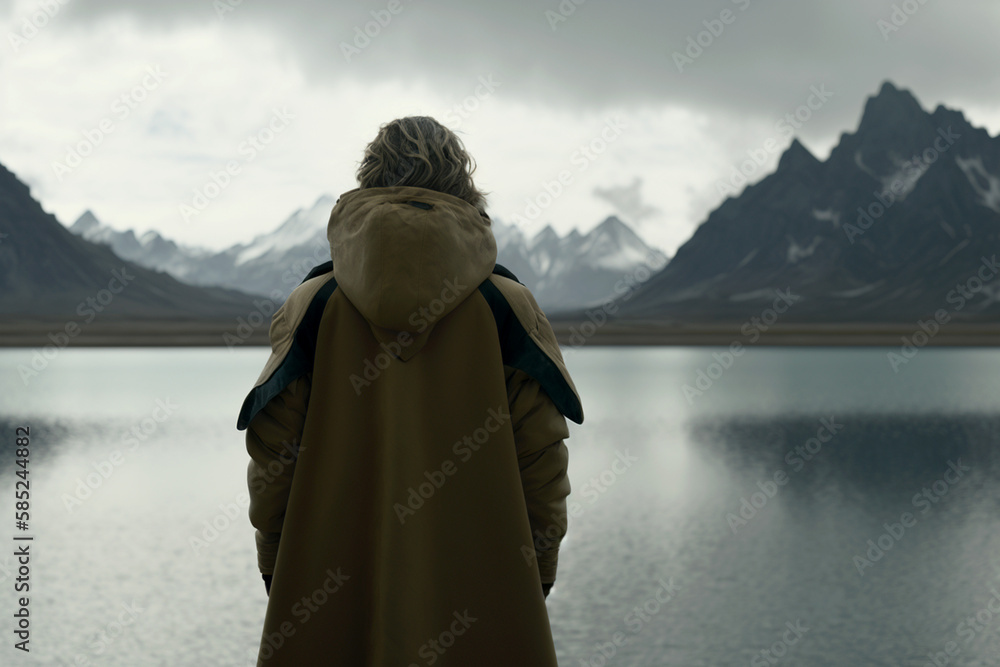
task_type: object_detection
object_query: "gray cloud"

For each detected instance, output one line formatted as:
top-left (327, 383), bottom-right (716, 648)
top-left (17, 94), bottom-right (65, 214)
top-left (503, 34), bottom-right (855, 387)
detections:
top-left (593, 177), bottom-right (660, 223)
top-left (6, 0), bottom-right (999, 142)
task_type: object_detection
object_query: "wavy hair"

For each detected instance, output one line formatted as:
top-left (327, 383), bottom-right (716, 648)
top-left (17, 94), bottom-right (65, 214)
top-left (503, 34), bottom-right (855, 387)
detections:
top-left (356, 116), bottom-right (488, 214)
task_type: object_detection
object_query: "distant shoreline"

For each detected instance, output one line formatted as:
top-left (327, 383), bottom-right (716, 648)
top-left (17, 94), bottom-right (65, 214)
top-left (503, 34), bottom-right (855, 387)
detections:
top-left (547, 321), bottom-right (1000, 347)
top-left (0, 320), bottom-right (997, 348)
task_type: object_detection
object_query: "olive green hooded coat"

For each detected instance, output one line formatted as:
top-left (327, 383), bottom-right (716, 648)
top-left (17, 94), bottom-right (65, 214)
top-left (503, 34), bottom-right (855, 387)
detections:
top-left (237, 186), bottom-right (584, 666)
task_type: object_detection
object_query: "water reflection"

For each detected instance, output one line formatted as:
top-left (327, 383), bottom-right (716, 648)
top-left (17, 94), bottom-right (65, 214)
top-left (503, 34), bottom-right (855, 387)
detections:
top-left (688, 412), bottom-right (1000, 491)
top-left (2, 348), bottom-right (1000, 665)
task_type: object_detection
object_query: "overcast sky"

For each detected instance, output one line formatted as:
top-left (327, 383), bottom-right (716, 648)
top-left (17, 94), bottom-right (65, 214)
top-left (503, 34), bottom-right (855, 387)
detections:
top-left (2, 0), bottom-right (999, 254)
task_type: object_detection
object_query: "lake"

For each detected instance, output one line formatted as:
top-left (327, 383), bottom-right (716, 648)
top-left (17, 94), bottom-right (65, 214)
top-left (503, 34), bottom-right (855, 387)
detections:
top-left (1, 346), bottom-right (999, 666)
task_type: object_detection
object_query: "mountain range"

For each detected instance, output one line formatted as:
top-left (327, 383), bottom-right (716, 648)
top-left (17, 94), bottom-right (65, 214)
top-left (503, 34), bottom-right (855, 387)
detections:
top-left (4, 80), bottom-right (997, 345)
top-left (0, 161), bottom-right (256, 324)
top-left (588, 81), bottom-right (1000, 325)
top-left (69, 201), bottom-right (668, 312)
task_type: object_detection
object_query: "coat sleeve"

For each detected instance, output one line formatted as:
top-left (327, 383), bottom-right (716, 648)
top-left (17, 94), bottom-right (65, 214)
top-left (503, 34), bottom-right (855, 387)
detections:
top-left (245, 373), bottom-right (311, 574)
top-left (505, 364), bottom-right (572, 586)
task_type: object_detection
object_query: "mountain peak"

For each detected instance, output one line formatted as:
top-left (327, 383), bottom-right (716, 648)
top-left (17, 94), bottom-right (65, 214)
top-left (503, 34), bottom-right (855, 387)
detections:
top-left (594, 215), bottom-right (628, 231)
top-left (877, 80), bottom-right (901, 96)
top-left (777, 139), bottom-right (820, 172)
top-left (589, 215), bottom-right (645, 246)
top-left (70, 210), bottom-right (101, 234)
top-left (613, 81), bottom-right (1000, 325)
top-left (528, 224), bottom-right (559, 248)
top-left (872, 80), bottom-right (920, 106)
top-left (857, 80), bottom-right (926, 132)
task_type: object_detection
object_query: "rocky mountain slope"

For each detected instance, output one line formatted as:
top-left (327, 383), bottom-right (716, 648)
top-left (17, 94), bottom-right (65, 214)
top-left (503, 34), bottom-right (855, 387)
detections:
top-left (601, 81), bottom-right (1000, 324)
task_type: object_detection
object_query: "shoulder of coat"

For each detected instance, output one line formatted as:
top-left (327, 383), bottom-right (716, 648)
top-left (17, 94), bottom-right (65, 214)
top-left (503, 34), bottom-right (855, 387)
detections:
top-left (484, 273), bottom-right (541, 333)
top-left (282, 272), bottom-right (339, 328)
top-left (264, 272), bottom-right (338, 355)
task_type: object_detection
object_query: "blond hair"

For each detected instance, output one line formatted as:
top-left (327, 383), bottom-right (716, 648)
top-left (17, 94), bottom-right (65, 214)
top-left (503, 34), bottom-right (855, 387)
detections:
top-left (356, 116), bottom-right (488, 213)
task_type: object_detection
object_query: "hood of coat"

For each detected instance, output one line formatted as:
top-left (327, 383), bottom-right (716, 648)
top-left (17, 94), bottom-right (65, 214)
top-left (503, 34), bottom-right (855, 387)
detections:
top-left (327, 186), bottom-right (497, 358)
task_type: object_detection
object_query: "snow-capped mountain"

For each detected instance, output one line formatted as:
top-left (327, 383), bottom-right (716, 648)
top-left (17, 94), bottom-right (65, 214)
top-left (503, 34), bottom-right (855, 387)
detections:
top-left (598, 81), bottom-right (1000, 324)
top-left (70, 210), bottom-right (213, 281)
top-left (70, 197), bottom-right (336, 294)
top-left (493, 217), bottom-right (668, 309)
top-left (70, 199), bottom-right (668, 311)
top-left (233, 195), bottom-right (333, 267)
top-left (0, 162), bottom-right (257, 319)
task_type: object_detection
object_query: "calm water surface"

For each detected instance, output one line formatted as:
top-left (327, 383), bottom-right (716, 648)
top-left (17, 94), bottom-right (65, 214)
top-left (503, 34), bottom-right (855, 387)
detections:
top-left (1, 346), bottom-right (999, 666)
